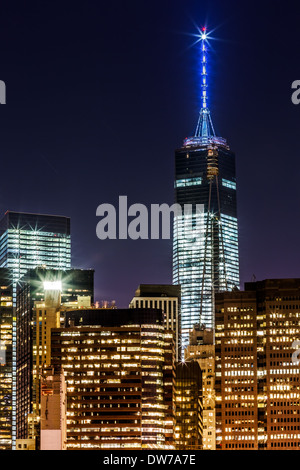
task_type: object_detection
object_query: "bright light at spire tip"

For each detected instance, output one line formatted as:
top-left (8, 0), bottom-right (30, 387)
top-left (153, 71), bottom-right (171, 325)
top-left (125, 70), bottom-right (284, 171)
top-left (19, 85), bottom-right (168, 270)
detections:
top-left (200, 27), bottom-right (208, 40)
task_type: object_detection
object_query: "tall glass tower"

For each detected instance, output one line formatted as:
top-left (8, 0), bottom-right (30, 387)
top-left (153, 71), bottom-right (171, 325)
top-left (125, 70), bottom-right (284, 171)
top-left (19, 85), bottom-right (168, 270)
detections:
top-left (173, 28), bottom-right (240, 351)
top-left (0, 212), bottom-right (71, 301)
top-left (0, 211), bottom-right (71, 448)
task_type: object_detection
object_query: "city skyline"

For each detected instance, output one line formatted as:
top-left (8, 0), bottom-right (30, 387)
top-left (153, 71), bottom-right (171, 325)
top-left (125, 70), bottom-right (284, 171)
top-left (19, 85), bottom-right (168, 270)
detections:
top-left (0, 0), bottom-right (300, 309)
top-left (1, 0), bottom-right (300, 453)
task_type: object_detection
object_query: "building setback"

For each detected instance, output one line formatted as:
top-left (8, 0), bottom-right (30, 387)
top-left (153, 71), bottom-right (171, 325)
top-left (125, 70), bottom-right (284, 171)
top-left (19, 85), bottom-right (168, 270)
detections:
top-left (215, 279), bottom-right (300, 450)
top-left (51, 308), bottom-right (175, 450)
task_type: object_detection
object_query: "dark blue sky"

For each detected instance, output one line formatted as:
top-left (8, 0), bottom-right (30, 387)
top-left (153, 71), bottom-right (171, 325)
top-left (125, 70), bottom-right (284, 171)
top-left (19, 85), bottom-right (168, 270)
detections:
top-left (1, 0), bottom-right (300, 306)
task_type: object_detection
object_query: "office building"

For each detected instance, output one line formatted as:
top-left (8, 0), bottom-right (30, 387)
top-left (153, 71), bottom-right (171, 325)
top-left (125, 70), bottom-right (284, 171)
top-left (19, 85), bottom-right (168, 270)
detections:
top-left (0, 211), bottom-right (71, 446)
top-left (129, 284), bottom-right (181, 361)
top-left (175, 361), bottom-right (203, 450)
top-left (0, 211), bottom-right (71, 302)
top-left (16, 267), bottom-right (94, 441)
top-left (185, 324), bottom-right (215, 450)
top-left (215, 279), bottom-right (300, 450)
top-left (51, 308), bottom-right (175, 449)
top-left (173, 29), bottom-right (240, 350)
top-left (0, 268), bottom-right (13, 449)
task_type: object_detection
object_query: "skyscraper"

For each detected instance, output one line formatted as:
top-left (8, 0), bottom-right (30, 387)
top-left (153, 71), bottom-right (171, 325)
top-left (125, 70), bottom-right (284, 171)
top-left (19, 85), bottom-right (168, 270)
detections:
top-left (0, 211), bottom-right (71, 447)
top-left (0, 211), bottom-right (71, 301)
top-left (16, 267), bottom-right (94, 441)
top-left (0, 268), bottom-right (13, 450)
top-left (129, 284), bottom-right (181, 361)
top-left (184, 325), bottom-right (216, 450)
top-left (215, 279), bottom-right (300, 450)
top-left (51, 308), bottom-right (175, 449)
top-left (174, 361), bottom-right (203, 450)
top-left (173, 28), bottom-right (240, 349)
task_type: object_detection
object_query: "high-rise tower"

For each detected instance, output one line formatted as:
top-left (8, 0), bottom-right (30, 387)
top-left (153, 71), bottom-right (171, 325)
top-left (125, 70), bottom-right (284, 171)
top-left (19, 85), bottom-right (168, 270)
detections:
top-left (0, 211), bottom-right (71, 448)
top-left (51, 308), bottom-right (175, 449)
top-left (0, 211), bottom-right (71, 303)
top-left (0, 268), bottom-right (13, 450)
top-left (173, 28), bottom-right (240, 351)
top-left (15, 267), bottom-right (94, 441)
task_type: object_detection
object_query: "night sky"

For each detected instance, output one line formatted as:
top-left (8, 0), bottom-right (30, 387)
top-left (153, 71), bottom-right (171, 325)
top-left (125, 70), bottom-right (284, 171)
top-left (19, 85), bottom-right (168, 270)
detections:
top-left (1, 0), bottom-right (300, 306)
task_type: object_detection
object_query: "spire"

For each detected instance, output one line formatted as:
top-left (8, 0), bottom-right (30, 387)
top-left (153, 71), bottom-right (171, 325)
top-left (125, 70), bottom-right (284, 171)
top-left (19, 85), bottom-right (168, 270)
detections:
top-left (195, 108), bottom-right (216, 139)
top-left (195, 27), bottom-right (215, 139)
top-left (183, 27), bottom-right (228, 149)
top-left (200, 29), bottom-right (208, 111)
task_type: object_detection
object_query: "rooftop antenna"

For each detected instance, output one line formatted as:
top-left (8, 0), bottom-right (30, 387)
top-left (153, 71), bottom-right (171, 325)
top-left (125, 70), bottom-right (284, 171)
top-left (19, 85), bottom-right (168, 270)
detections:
top-left (184, 26), bottom-right (227, 148)
top-left (195, 27), bottom-right (216, 139)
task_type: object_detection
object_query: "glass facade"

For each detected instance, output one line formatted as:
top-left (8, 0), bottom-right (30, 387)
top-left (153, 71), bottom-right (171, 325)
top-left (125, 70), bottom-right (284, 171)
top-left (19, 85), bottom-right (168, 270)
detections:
top-left (0, 212), bottom-right (71, 303)
top-left (173, 143), bottom-right (240, 350)
top-left (0, 211), bottom-right (71, 448)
